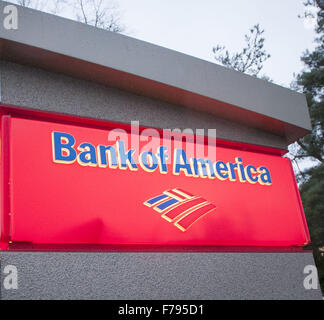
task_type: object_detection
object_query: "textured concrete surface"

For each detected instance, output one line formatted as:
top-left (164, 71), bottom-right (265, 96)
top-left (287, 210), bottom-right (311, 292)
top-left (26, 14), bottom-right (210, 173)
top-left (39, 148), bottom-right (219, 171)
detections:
top-left (0, 1), bottom-right (311, 133)
top-left (0, 252), bottom-right (322, 300)
top-left (0, 61), bottom-right (287, 149)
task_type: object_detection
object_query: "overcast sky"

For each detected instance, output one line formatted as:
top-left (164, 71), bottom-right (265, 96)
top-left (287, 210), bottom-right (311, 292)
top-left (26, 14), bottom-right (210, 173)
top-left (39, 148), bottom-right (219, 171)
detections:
top-left (117, 0), bottom-right (317, 87)
top-left (8, 0), bottom-right (317, 86)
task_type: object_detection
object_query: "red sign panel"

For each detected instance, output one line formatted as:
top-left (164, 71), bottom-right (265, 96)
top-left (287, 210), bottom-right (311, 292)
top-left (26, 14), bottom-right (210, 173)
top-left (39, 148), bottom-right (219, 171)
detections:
top-left (0, 113), bottom-right (310, 250)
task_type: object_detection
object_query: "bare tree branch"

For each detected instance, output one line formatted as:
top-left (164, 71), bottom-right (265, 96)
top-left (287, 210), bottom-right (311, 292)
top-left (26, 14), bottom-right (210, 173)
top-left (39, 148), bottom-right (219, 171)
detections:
top-left (73, 0), bottom-right (125, 33)
top-left (213, 24), bottom-right (271, 77)
top-left (11, 0), bottom-right (66, 13)
top-left (78, 0), bottom-right (88, 24)
top-left (10, 0), bottom-right (125, 33)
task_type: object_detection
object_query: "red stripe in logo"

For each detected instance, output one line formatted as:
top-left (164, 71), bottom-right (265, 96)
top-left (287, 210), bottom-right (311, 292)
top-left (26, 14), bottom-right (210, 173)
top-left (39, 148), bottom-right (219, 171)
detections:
top-left (175, 203), bottom-right (216, 232)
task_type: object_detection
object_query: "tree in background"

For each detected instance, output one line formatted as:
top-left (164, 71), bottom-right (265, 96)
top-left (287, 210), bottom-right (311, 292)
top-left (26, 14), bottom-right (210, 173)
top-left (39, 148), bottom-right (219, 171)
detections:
top-left (290, 0), bottom-right (324, 292)
top-left (74, 0), bottom-right (124, 32)
top-left (213, 24), bottom-right (271, 79)
top-left (291, 1), bottom-right (323, 169)
top-left (13, 0), bottom-right (66, 14)
top-left (8, 0), bottom-right (125, 32)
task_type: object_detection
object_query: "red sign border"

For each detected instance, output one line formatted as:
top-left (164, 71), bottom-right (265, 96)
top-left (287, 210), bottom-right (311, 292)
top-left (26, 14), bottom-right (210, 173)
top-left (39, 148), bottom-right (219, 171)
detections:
top-left (0, 104), bottom-right (311, 252)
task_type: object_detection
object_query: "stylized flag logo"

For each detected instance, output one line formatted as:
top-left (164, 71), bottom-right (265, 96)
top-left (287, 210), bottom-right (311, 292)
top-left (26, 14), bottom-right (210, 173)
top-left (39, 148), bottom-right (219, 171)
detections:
top-left (143, 188), bottom-right (216, 232)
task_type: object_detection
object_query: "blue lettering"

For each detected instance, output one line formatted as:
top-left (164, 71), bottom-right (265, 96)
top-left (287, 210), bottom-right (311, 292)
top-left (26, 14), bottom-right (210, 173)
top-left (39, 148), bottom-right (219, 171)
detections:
top-left (174, 149), bottom-right (193, 176)
top-left (52, 132), bottom-right (76, 164)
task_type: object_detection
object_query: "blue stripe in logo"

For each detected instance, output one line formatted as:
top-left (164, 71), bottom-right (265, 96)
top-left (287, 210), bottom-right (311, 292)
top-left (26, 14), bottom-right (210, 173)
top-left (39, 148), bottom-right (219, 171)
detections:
top-left (156, 198), bottom-right (179, 210)
top-left (146, 194), bottom-right (168, 205)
